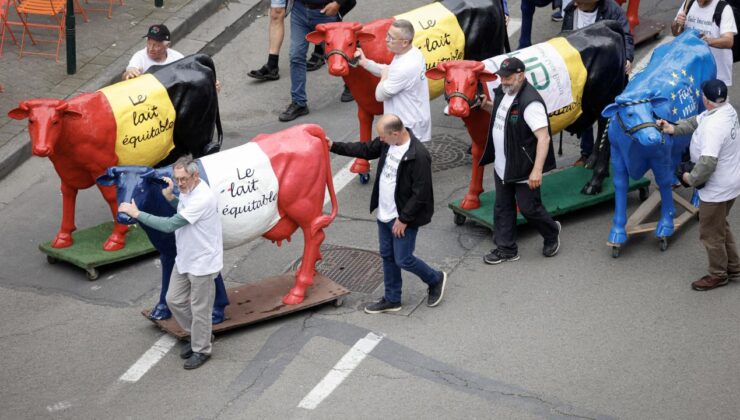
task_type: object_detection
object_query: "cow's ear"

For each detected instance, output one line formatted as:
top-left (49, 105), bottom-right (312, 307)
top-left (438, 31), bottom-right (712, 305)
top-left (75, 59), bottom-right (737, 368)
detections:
top-left (64, 108), bottom-right (83, 120)
top-left (357, 31), bottom-right (375, 44)
top-left (306, 30), bottom-right (325, 45)
top-left (7, 103), bottom-right (29, 120)
top-left (478, 71), bottom-right (498, 83)
top-left (426, 67), bottom-right (446, 81)
top-left (602, 103), bottom-right (620, 118)
top-left (96, 174), bottom-right (116, 186)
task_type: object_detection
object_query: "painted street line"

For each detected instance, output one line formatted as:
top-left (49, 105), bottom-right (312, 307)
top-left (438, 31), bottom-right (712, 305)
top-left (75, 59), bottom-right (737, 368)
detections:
top-left (119, 334), bottom-right (178, 383)
top-left (325, 159), bottom-right (356, 206)
top-left (46, 401), bottom-right (72, 413)
top-left (507, 18), bottom-right (522, 37)
top-left (298, 332), bottom-right (384, 410)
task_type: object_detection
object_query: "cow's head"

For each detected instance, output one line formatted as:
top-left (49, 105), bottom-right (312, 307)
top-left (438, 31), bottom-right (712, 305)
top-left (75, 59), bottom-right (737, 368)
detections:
top-left (426, 61), bottom-right (498, 118)
top-left (602, 89), bottom-right (670, 147)
top-left (307, 21), bottom-right (377, 77)
top-left (96, 166), bottom-right (171, 225)
top-left (8, 99), bottom-right (82, 157)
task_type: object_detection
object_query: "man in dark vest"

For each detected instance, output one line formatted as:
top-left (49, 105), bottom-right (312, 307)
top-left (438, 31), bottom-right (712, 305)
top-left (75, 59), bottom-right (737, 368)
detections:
top-left (479, 57), bottom-right (562, 264)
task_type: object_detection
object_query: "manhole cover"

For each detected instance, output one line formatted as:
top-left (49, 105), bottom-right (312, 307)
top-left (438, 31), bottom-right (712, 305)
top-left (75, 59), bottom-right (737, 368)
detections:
top-left (427, 133), bottom-right (472, 172)
top-left (287, 244), bottom-right (384, 294)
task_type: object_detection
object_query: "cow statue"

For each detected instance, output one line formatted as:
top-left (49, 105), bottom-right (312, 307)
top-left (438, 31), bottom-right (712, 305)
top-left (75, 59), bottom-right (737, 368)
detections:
top-left (601, 29), bottom-right (715, 247)
top-left (97, 165), bottom-right (230, 322)
top-left (426, 20), bottom-right (629, 209)
top-left (306, 0), bottom-right (507, 181)
top-left (98, 124), bottom-right (338, 305)
top-left (7, 54), bottom-right (223, 251)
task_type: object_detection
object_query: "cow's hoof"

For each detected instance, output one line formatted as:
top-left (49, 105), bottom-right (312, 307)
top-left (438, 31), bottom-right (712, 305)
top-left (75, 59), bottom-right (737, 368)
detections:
top-left (51, 233), bottom-right (74, 248)
top-left (655, 222), bottom-right (674, 238)
top-left (459, 196), bottom-right (481, 210)
top-left (608, 229), bottom-right (627, 245)
top-left (282, 290), bottom-right (305, 305)
top-left (350, 159), bottom-right (370, 174)
top-left (581, 183), bottom-right (601, 195)
top-left (103, 236), bottom-right (126, 251)
top-left (148, 304), bottom-right (172, 321)
top-left (212, 307), bottom-right (226, 324)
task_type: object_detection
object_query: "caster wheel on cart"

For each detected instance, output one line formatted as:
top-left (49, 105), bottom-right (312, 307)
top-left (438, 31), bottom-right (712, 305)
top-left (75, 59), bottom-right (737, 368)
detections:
top-left (86, 268), bottom-right (99, 281)
top-left (333, 297), bottom-right (345, 307)
top-left (358, 173), bottom-right (370, 184)
top-left (639, 186), bottom-right (649, 202)
top-left (453, 213), bottom-right (466, 226)
top-left (46, 255), bottom-right (58, 264)
top-left (611, 246), bottom-right (621, 258)
top-left (659, 237), bottom-right (668, 252)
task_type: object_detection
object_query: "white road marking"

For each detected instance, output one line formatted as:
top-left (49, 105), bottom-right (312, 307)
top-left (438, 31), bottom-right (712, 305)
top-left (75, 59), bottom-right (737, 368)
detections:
top-left (325, 160), bottom-right (356, 206)
top-left (119, 334), bottom-right (178, 383)
top-left (46, 401), bottom-right (72, 412)
top-left (507, 18), bottom-right (522, 37)
top-left (631, 36), bottom-right (674, 77)
top-left (298, 332), bottom-right (384, 410)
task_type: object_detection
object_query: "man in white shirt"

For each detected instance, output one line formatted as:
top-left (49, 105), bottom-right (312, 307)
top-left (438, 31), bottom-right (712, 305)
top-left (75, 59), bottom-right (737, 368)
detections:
top-left (122, 24), bottom-right (185, 81)
top-left (355, 19), bottom-right (432, 142)
top-left (119, 155), bottom-right (223, 369)
top-left (673, 0), bottom-right (737, 86)
top-left (659, 79), bottom-right (740, 291)
top-left (479, 57), bottom-right (561, 264)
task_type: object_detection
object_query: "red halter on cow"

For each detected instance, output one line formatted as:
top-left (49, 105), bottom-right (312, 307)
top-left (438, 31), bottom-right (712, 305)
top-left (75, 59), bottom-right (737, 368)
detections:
top-left (306, 0), bottom-right (507, 181)
top-left (7, 54), bottom-right (222, 251)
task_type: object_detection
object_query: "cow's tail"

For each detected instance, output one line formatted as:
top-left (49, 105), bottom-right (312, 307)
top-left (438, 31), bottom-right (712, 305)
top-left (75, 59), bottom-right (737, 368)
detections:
top-left (309, 125), bottom-right (339, 237)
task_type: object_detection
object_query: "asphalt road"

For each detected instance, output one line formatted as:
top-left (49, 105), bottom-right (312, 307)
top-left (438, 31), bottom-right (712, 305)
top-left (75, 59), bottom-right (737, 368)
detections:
top-left (1, 0), bottom-right (740, 419)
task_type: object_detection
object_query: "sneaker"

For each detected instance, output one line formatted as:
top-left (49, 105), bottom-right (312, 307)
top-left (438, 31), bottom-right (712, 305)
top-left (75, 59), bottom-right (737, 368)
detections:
top-left (543, 221), bottom-right (562, 257)
top-left (574, 155), bottom-right (588, 166)
top-left (483, 249), bottom-right (520, 265)
top-left (427, 271), bottom-right (448, 307)
top-left (551, 9), bottom-right (563, 22)
top-left (364, 298), bottom-right (402, 314)
top-left (279, 102), bottom-right (309, 122)
top-left (340, 85), bottom-right (355, 102)
top-left (183, 352), bottom-right (210, 370)
top-left (728, 271), bottom-right (740, 281)
top-left (180, 343), bottom-right (193, 360)
top-left (306, 53), bottom-right (326, 72)
top-left (691, 275), bottom-right (729, 291)
top-left (247, 64), bottom-right (279, 81)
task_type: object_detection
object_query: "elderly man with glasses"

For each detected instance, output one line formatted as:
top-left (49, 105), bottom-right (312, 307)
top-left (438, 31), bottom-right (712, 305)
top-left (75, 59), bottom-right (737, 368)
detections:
top-left (118, 155), bottom-right (223, 370)
top-left (354, 19), bottom-right (432, 142)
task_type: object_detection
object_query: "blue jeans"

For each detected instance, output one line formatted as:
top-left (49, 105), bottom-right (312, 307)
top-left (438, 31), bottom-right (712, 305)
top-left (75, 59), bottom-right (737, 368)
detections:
top-left (579, 124), bottom-right (594, 158)
top-left (289, 2), bottom-right (339, 106)
top-left (518, 0), bottom-right (552, 49)
top-left (377, 219), bottom-right (442, 303)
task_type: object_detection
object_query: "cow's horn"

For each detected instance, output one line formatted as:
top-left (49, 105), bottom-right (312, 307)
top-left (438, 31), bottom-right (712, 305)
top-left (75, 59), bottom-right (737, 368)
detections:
top-left (55, 102), bottom-right (69, 112)
top-left (19, 102), bottom-right (29, 111)
top-left (436, 62), bottom-right (448, 72)
top-left (350, 22), bottom-right (363, 32)
top-left (472, 61), bottom-right (485, 72)
top-left (315, 23), bottom-right (328, 33)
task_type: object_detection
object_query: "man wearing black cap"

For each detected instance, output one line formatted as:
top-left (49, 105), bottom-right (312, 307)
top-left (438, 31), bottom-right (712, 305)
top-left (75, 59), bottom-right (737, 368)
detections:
top-left (479, 57), bottom-right (561, 265)
top-left (123, 24), bottom-right (184, 80)
top-left (658, 79), bottom-right (740, 291)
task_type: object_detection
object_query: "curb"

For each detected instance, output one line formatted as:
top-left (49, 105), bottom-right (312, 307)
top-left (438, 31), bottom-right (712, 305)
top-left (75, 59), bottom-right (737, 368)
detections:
top-left (0, 0), bottom-right (235, 181)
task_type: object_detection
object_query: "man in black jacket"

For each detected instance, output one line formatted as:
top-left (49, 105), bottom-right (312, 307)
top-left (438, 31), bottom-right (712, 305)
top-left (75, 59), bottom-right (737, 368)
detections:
top-left (562, 0), bottom-right (634, 165)
top-left (329, 114), bottom-right (447, 313)
top-left (479, 57), bottom-right (562, 264)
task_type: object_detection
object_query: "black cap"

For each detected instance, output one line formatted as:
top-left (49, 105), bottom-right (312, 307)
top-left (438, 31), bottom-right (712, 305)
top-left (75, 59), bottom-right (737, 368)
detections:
top-left (701, 79), bottom-right (728, 103)
top-left (144, 24), bottom-right (170, 42)
top-left (496, 57), bottom-right (525, 77)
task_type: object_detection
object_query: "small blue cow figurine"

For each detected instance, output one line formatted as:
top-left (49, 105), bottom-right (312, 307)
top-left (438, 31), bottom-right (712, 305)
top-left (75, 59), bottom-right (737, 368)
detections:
top-left (98, 166), bottom-right (229, 323)
top-left (601, 29), bottom-right (715, 247)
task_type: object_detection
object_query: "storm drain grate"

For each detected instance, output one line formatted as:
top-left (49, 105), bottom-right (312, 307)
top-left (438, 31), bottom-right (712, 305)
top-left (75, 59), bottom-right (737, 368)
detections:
top-left (287, 244), bottom-right (384, 294)
top-left (427, 133), bottom-right (472, 173)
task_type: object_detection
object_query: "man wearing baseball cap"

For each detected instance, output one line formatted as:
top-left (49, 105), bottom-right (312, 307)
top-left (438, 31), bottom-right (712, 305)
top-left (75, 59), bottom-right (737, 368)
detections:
top-left (123, 24), bottom-right (184, 80)
top-left (478, 57), bottom-right (561, 265)
top-left (658, 78), bottom-right (740, 291)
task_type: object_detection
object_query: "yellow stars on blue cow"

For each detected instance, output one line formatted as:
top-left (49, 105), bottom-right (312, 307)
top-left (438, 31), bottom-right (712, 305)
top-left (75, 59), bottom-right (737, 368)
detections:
top-left (669, 80), bottom-right (676, 86)
top-left (689, 75), bottom-right (694, 84)
top-left (671, 92), bottom-right (677, 101)
top-left (673, 107), bottom-right (678, 115)
top-left (696, 88), bottom-right (700, 97)
top-left (672, 72), bottom-right (679, 79)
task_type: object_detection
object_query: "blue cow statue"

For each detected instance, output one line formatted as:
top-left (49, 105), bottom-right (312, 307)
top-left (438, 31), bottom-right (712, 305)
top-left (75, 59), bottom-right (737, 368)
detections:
top-left (602, 30), bottom-right (715, 248)
top-left (98, 166), bottom-right (229, 323)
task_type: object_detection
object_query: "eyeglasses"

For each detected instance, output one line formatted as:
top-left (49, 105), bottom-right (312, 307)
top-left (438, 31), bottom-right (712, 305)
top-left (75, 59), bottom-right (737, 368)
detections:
top-left (385, 33), bottom-right (410, 43)
top-left (174, 175), bottom-right (192, 184)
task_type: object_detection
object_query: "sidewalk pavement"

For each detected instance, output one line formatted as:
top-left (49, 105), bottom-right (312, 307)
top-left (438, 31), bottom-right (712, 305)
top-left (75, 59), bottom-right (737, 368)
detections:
top-left (0, 0), bottom-right (264, 180)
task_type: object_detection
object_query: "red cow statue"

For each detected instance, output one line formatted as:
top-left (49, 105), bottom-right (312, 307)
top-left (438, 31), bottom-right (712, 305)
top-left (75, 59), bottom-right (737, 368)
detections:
top-left (99, 124), bottom-right (339, 305)
top-left (427, 21), bottom-right (631, 209)
top-left (7, 54), bottom-right (222, 250)
top-left (307, 0), bottom-right (507, 180)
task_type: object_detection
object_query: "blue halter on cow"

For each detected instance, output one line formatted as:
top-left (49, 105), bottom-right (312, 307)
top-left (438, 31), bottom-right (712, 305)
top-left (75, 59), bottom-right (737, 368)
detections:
top-left (98, 166), bottom-right (230, 323)
top-left (602, 29), bottom-right (716, 251)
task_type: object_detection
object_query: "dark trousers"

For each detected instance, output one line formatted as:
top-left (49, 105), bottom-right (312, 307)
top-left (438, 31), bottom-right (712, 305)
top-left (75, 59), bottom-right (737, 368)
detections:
top-left (699, 198), bottom-right (740, 278)
top-left (377, 220), bottom-right (442, 303)
top-left (493, 172), bottom-right (559, 255)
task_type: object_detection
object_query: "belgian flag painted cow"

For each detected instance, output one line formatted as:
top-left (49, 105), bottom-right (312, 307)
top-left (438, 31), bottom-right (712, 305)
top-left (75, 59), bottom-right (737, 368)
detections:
top-left (426, 21), bottom-right (630, 209)
top-left (99, 124), bottom-right (339, 306)
top-left (306, 0), bottom-right (507, 176)
top-left (8, 54), bottom-right (223, 251)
